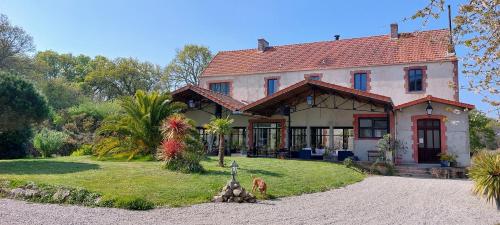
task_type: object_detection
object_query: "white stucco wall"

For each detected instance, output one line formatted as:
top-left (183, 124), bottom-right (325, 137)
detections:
top-left (199, 61), bottom-right (456, 105)
top-left (395, 102), bottom-right (471, 166)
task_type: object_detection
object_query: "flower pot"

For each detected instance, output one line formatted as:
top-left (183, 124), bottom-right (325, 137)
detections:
top-left (440, 160), bottom-right (450, 167)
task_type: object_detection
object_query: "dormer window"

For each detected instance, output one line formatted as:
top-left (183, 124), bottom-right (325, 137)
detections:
top-left (209, 82), bottom-right (230, 96)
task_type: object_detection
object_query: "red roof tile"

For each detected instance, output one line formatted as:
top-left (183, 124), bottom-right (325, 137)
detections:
top-left (394, 95), bottom-right (474, 110)
top-left (202, 29), bottom-right (455, 77)
top-left (172, 85), bottom-right (246, 111)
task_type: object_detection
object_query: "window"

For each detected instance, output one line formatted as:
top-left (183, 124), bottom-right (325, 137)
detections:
top-left (408, 69), bottom-right (423, 92)
top-left (333, 128), bottom-right (354, 150)
top-left (291, 127), bottom-right (307, 151)
top-left (304, 73), bottom-right (322, 81)
top-left (266, 78), bottom-right (278, 96)
top-left (209, 82), bottom-right (230, 96)
top-left (311, 127), bottom-right (330, 149)
top-left (230, 127), bottom-right (246, 152)
top-left (252, 122), bottom-right (281, 151)
top-left (354, 73), bottom-right (367, 91)
top-left (358, 118), bottom-right (388, 138)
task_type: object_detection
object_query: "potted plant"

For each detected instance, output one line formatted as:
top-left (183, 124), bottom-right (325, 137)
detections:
top-left (438, 153), bottom-right (457, 167)
top-left (376, 134), bottom-right (407, 165)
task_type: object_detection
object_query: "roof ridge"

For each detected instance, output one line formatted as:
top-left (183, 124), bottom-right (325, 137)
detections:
top-left (216, 28), bottom-right (449, 53)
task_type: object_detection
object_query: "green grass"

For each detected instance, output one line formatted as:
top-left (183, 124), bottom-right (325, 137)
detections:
top-left (0, 156), bottom-right (364, 207)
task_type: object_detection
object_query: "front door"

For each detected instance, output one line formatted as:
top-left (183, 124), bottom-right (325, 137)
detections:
top-left (417, 119), bottom-right (441, 163)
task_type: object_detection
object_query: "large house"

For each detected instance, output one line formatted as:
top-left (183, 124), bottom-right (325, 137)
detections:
top-left (172, 24), bottom-right (474, 166)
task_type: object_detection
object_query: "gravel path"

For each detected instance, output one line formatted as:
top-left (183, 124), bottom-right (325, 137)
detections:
top-left (0, 176), bottom-right (498, 225)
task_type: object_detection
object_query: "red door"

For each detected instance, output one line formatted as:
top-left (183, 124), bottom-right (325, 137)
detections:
top-left (417, 119), bottom-right (441, 163)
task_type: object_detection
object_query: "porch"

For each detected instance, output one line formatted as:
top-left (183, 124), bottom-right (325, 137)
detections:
top-left (241, 79), bottom-right (394, 161)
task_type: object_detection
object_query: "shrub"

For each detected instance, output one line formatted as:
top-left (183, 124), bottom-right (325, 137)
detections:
top-left (33, 128), bottom-right (68, 157)
top-left (0, 72), bottom-right (49, 132)
top-left (94, 91), bottom-right (185, 159)
top-left (343, 157), bottom-right (354, 168)
top-left (67, 100), bottom-right (121, 120)
top-left (71, 144), bottom-right (93, 156)
top-left (0, 128), bottom-right (33, 159)
top-left (158, 114), bottom-right (204, 173)
top-left (468, 150), bottom-right (500, 209)
top-left (114, 197), bottom-right (154, 210)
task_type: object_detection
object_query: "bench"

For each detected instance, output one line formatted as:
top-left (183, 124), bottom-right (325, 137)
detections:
top-left (368, 150), bottom-right (382, 162)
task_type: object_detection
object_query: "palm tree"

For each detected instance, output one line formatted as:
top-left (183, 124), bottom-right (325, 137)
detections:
top-left (204, 116), bottom-right (233, 167)
top-left (95, 90), bottom-right (185, 159)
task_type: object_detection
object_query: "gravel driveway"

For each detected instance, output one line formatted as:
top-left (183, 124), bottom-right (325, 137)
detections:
top-left (0, 176), bottom-right (498, 225)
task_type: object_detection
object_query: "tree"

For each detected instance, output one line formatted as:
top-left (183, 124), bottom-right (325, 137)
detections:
top-left (469, 110), bottom-right (497, 152)
top-left (84, 57), bottom-right (165, 100)
top-left (166, 44), bottom-right (212, 89)
top-left (0, 72), bottom-right (49, 133)
top-left (410, 0), bottom-right (499, 114)
top-left (204, 116), bottom-right (233, 167)
top-left (94, 90), bottom-right (185, 159)
top-left (38, 77), bottom-right (85, 110)
top-left (34, 50), bottom-right (92, 82)
top-left (0, 14), bottom-right (35, 70)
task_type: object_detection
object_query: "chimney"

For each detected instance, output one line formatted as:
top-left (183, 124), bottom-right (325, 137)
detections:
top-left (390, 23), bottom-right (398, 39)
top-left (334, 35), bottom-right (340, 40)
top-left (258, 38), bottom-right (269, 52)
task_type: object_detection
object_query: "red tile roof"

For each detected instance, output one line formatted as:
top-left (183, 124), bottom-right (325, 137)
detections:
top-left (171, 84), bottom-right (246, 111)
top-left (394, 95), bottom-right (474, 110)
top-left (202, 29), bottom-right (455, 77)
top-left (241, 79), bottom-right (393, 114)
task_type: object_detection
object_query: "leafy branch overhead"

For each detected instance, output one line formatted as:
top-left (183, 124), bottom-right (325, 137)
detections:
top-left (410, 0), bottom-right (499, 112)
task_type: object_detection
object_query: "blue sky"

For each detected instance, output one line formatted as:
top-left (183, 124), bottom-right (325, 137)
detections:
top-left (0, 0), bottom-right (496, 117)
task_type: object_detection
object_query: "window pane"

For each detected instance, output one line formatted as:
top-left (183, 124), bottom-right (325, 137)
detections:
top-left (433, 120), bottom-right (440, 128)
top-left (418, 130), bottom-right (425, 148)
top-left (433, 130), bottom-right (440, 149)
top-left (360, 128), bottom-right (372, 138)
top-left (374, 129), bottom-right (387, 138)
top-left (426, 130), bottom-right (434, 148)
top-left (359, 119), bottom-right (372, 127)
top-left (309, 76), bottom-right (320, 80)
top-left (374, 120), bottom-right (387, 128)
top-left (409, 69), bottom-right (423, 92)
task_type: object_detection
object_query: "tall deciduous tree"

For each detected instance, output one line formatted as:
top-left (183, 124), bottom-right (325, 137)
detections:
top-left (0, 14), bottom-right (35, 72)
top-left (166, 44), bottom-right (212, 89)
top-left (84, 57), bottom-right (165, 100)
top-left (469, 110), bottom-right (497, 152)
top-left (34, 50), bottom-right (92, 82)
top-left (410, 0), bottom-right (499, 114)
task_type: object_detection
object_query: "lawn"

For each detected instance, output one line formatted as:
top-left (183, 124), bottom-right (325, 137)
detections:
top-left (0, 156), bottom-right (364, 207)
